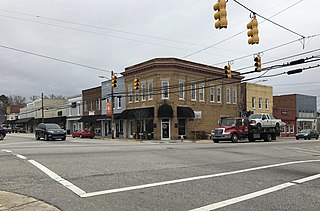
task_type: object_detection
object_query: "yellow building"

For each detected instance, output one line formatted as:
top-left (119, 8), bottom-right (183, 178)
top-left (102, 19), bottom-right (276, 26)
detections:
top-left (241, 82), bottom-right (273, 116)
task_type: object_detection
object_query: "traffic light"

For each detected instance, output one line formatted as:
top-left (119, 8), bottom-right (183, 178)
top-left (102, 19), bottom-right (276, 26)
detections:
top-left (213, 0), bottom-right (228, 29)
top-left (247, 15), bottom-right (259, 45)
top-left (224, 63), bottom-right (231, 78)
top-left (111, 74), bottom-right (117, 88)
top-left (134, 78), bottom-right (139, 90)
top-left (254, 54), bottom-right (262, 72)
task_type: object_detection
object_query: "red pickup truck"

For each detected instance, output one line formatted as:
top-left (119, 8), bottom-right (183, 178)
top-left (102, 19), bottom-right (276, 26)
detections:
top-left (212, 117), bottom-right (277, 143)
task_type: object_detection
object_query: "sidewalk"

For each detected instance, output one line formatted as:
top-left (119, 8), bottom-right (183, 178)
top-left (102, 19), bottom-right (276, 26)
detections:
top-left (0, 190), bottom-right (60, 211)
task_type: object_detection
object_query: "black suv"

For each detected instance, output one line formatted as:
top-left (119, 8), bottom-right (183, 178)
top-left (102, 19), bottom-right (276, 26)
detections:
top-left (35, 123), bottom-right (66, 141)
top-left (0, 127), bottom-right (6, 140)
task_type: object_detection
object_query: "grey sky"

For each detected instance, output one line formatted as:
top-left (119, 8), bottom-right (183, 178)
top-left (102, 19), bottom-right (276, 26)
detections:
top-left (0, 0), bottom-right (319, 105)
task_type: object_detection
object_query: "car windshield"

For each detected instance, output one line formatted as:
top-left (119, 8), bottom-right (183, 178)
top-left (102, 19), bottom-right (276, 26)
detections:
top-left (45, 124), bottom-right (61, 129)
top-left (220, 119), bottom-right (236, 126)
top-left (249, 114), bottom-right (261, 120)
top-left (300, 129), bottom-right (310, 133)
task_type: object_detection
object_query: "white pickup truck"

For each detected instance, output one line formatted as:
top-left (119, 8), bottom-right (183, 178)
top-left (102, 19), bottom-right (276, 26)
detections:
top-left (249, 113), bottom-right (282, 132)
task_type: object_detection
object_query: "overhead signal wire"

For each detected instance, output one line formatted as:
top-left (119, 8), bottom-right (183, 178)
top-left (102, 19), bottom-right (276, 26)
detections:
top-left (119, 52), bottom-right (320, 95)
top-left (183, 0), bottom-right (305, 58)
top-left (233, 0), bottom-right (305, 38)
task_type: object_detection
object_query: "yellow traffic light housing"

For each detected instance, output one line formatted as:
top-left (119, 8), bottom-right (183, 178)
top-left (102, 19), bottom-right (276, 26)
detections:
top-left (134, 78), bottom-right (140, 90)
top-left (213, 0), bottom-right (228, 29)
top-left (224, 63), bottom-right (231, 78)
top-left (247, 15), bottom-right (259, 45)
top-left (111, 74), bottom-right (117, 88)
top-left (254, 54), bottom-right (262, 72)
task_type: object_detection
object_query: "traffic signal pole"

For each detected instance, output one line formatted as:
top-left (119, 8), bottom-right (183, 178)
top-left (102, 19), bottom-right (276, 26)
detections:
top-left (111, 71), bottom-right (114, 139)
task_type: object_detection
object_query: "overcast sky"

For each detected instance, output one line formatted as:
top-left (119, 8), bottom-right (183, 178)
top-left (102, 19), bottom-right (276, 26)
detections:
top-left (1, 0), bottom-right (320, 106)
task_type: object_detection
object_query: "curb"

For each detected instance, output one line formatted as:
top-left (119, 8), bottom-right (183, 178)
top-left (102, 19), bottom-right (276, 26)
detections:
top-left (0, 190), bottom-right (60, 211)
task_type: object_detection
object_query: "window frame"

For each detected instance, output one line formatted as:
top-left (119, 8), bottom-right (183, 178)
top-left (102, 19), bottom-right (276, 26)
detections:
top-left (210, 85), bottom-right (215, 103)
top-left (179, 81), bottom-right (185, 100)
top-left (161, 80), bottom-right (169, 99)
top-left (199, 83), bottom-right (205, 102)
top-left (217, 86), bottom-right (222, 103)
top-left (226, 87), bottom-right (231, 104)
top-left (191, 82), bottom-right (196, 101)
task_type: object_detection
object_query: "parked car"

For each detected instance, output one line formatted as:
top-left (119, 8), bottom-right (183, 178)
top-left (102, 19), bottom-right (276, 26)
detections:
top-left (35, 123), bottom-right (66, 141)
top-left (13, 124), bottom-right (26, 133)
top-left (0, 127), bottom-right (6, 140)
top-left (296, 129), bottom-right (319, 140)
top-left (249, 113), bottom-right (282, 132)
top-left (1, 124), bottom-right (12, 133)
top-left (72, 130), bottom-right (95, 139)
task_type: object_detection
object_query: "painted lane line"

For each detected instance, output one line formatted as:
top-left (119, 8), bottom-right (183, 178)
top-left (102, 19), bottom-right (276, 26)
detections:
top-left (80, 159), bottom-right (320, 198)
top-left (16, 154), bottom-right (27, 160)
top-left (189, 173), bottom-right (320, 211)
top-left (189, 183), bottom-right (295, 211)
top-left (28, 160), bottom-right (86, 196)
top-left (293, 173), bottom-right (320, 184)
top-left (1, 149), bottom-right (12, 153)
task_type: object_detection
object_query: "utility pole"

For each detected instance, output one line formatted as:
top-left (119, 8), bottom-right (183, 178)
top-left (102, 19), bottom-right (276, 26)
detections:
top-left (41, 92), bottom-right (44, 123)
top-left (111, 71), bottom-right (114, 139)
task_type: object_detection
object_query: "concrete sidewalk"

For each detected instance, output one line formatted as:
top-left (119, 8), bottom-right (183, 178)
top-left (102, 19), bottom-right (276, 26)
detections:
top-left (0, 191), bottom-right (60, 211)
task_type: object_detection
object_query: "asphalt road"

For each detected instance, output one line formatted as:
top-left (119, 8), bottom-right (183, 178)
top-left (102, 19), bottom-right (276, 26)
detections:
top-left (1, 133), bottom-right (320, 211)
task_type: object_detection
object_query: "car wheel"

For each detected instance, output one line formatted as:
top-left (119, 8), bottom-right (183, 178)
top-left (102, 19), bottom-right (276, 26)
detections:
top-left (275, 123), bottom-right (280, 133)
top-left (35, 133), bottom-right (40, 140)
top-left (62, 137), bottom-right (66, 141)
top-left (90, 137), bottom-right (93, 139)
top-left (213, 140), bottom-right (219, 143)
top-left (72, 135), bottom-right (75, 138)
top-left (231, 134), bottom-right (239, 143)
top-left (80, 134), bottom-right (83, 138)
top-left (264, 134), bottom-right (272, 142)
top-left (308, 137), bottom-right (311, 140)
top-left (0, 134), bottom-right (4, 140)
top-left (256, 123), bottom-right (262, 131)
top-left (296, 137), bottom-right (299, 140)
top-left (44, 134), bottom-right (49, 141)
top-left (316, 136), bottom-right (319, 140)
top-left (304, 137), bottom-right (307, 140)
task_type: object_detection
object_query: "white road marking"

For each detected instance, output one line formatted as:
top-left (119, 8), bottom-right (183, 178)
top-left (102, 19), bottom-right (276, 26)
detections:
top-left (16, 154), bottom-right (27, 160)
top-left (80, 159), bottom-right (320, 198)
top-left (1, 149), bottom-right (12, 153)
top-left (189, 173), bottom-right (320, 211)
top-left (28, 160), bottom-right (86, 196)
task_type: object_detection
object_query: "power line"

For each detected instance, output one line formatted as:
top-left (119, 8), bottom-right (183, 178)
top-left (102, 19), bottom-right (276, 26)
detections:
top-left (233, 0), bottom-right (305, 38)
top-left (0, 9), bottom-right (207, 48)
top-left (183, 0), bottom-right (305, 58)
top-left (0, 44), bottom-right (111, 73)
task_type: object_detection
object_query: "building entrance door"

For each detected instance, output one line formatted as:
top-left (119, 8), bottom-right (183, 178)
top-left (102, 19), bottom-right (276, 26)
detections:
top-left (161, 118), bottom-right (170, 140)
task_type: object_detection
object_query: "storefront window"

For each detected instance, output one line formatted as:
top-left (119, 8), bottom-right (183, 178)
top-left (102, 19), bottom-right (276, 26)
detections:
top-left (178, 119), bottom-right (186, 135)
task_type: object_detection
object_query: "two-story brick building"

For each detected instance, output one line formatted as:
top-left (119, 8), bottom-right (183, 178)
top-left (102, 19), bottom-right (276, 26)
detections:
top-left (119, 58), bottom-right (243, 140)
top-left (241, 82), bottom-right (273, 117)
top-left (80, 86), bottom-right (103, 135)
top-left (273, 94), bottom-right (317, 137)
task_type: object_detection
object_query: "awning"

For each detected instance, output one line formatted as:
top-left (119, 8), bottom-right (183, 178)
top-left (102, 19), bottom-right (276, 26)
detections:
top-left (158, 104), bottom-right (173, 118)
top-left (177, 106), bottom-right (195, 118)
top-left (78, 115), bottom-right (110, 122)
top-left (15, 117), bottom-right (34, 124)
top-left (118, 107), bottom-right (154, 119)
top-left (6, 120), bottom-right (16, 124)
top-left (42, 116), bottom-right (66, 124)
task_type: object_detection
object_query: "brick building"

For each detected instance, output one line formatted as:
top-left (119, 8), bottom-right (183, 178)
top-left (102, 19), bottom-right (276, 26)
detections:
top-left (241, 83), bottom-right (273, 117)
top-left (80, 86), bottom-right (104, 135)
top-left (121, 58), bottom-right (243, 140)
top-left (273, 94), bottom-right (317, 137)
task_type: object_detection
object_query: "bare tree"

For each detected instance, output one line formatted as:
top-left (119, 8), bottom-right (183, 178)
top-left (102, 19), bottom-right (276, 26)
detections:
top-left (132, 109), bottom-right (150, 141)
top-left (7, 95), bottom-right (26, 106)
top-left (29, 95), bottom-right (40, 102)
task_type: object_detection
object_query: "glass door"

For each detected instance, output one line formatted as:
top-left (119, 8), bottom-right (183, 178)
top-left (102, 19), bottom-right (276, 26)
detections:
top-left (161, 118), bottom-right (170, 140)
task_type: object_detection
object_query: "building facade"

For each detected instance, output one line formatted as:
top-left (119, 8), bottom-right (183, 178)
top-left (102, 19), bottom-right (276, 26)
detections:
top-left (241, 82), bottom-right (273, 117)
top-left (80, 86), bottom-right (103, 135)
top-left (121, 58), bottom-right (243, 140)
top-left (66, 94), bottom-right (83, 134)
top-left (101, 77), bottom-right (125, 137)
top-left (273, 94), bottom-right (317, 137)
